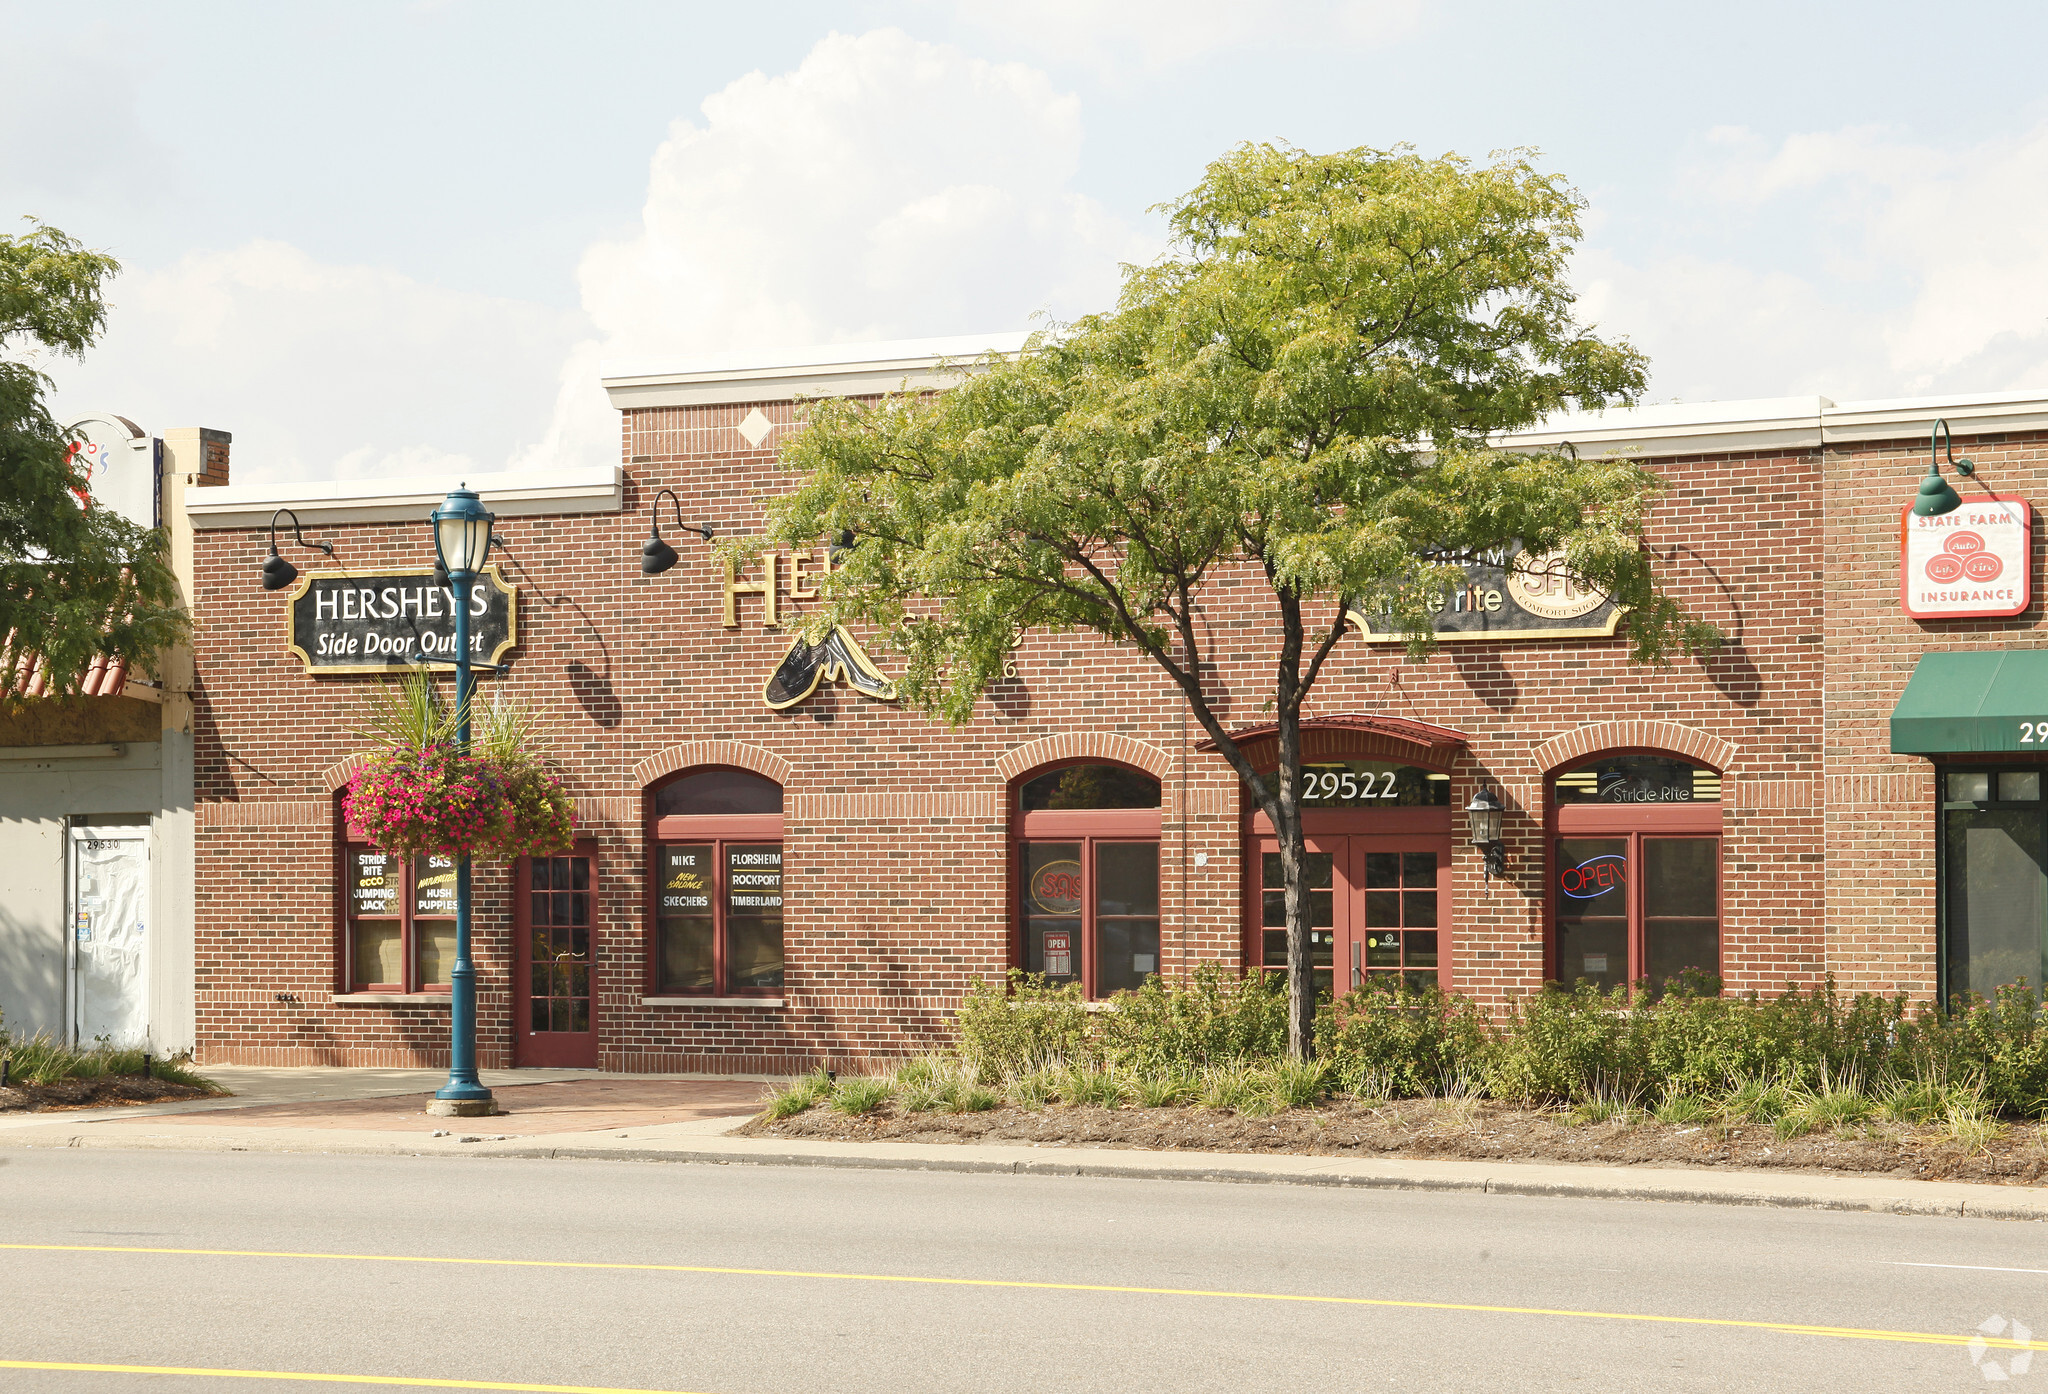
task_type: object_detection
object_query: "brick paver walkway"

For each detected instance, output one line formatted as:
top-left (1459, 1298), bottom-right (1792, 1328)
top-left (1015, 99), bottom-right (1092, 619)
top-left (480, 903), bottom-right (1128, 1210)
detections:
top-left (123, 1078), bottom-right (765, 1134)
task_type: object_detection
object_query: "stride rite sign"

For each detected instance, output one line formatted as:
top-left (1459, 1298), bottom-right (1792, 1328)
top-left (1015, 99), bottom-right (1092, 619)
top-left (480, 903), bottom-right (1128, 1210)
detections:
top-left (1901, 497), bottom-right (2031, 620)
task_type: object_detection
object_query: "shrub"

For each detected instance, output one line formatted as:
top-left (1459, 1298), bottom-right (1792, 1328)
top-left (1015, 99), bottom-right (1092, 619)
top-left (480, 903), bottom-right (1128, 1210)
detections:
top-left (0, 1034), bottom-right (220, 1091)
top-left (1134, 1072), bottom-right (1197, 1108)
top-left (1325, 979), bottom-right (1479, 1099)
top-left (830, 1077), bottom-right (893, 1115)
top-left (1653, 1093), bottom-right (1714, 1126)
top-left (1094, 965), bottom-right (1292, 1072)
top-left (1066, 1065), bottom-right (1129, 1110)
top-left (762, 1071), bottom-right (830, 1120)
top-left (952, 1085), bottom-right (1000, 1113)
top-left (1479, 985), bottom-right (1640, 1105)
top-left (957, 973), bottom-right (1087, 1077)
top-left (1198, 1064), bottom-right (1264, 1113)
top-left (1005, 1067), bottom-right (1060, 1110)
top-left (1266, 1058), bottom-right (1331, 1109)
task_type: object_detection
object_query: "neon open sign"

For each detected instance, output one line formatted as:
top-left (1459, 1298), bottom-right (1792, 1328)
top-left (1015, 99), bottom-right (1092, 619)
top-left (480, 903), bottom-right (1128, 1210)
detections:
top-left (1559, 854), bottom-right (1626, 900)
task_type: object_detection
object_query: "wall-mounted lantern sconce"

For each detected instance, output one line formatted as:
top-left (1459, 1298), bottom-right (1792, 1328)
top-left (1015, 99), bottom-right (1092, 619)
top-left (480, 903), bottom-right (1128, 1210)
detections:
top-left (1911, 418), bottom-right (1976, 517)
top-left (1464, 784), bottom-right (1507, 883)
top-left (639, 488), bottom-right (715, 576)
top-left (260, 508), bottom-right (334, 591)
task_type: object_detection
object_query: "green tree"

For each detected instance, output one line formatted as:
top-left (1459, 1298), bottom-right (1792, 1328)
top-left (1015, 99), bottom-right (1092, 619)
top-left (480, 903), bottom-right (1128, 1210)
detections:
top-left (1, 220), bottom-right (185, 700)
top-left (765, 144), bottom-right (1719, 1058)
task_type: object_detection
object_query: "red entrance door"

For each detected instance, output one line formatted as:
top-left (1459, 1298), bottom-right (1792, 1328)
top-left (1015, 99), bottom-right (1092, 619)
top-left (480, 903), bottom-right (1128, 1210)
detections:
top-left (514, 845), bottom-right (598, 1067)
top-left (1246, 792), bottom-right (1456, 995)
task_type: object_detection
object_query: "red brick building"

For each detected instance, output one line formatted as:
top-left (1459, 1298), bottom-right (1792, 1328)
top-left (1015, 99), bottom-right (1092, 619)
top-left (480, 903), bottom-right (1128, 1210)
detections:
top-left (180, 342), bottom-right (2048, 1071)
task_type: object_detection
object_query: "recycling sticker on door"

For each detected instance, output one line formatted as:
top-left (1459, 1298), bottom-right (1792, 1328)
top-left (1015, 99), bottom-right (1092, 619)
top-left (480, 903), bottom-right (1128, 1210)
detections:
top-left (1901, 496), bottom-right (2031, 620)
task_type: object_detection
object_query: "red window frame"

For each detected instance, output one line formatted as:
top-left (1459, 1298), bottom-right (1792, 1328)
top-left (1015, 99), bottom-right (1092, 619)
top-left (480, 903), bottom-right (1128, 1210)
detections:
top-left (1545, 750), bottom-right (1724, 990)
top-left (644, 770), bottom-right (785, 998)
top-left (1010, 760), bottom-right (1163, 1000)
top-left (336, 795), bottom-right (456, 995)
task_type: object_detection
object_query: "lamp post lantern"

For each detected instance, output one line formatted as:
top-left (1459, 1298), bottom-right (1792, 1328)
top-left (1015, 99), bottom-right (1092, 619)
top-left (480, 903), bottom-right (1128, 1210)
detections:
top-left (427, 485), bottom-right (498, 1118)
top-left (1464, 785), bottom-right (1507, 884)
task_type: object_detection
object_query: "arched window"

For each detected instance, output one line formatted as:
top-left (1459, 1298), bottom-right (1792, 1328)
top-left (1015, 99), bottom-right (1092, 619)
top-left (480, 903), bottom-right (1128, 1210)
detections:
top-left (648, 768), bottom-right (785, 997)
top-left (1013, 763), bottom-right (1161, 999)
top-left (1549, 753), bottom-right (1722, 993)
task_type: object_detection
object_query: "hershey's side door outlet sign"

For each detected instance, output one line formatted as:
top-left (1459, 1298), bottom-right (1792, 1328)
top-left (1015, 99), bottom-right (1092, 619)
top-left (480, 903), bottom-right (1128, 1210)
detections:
top-left (1901, 496), bottom-right (2031, 620)
top-left (285, 565), bottom-right (519, 674)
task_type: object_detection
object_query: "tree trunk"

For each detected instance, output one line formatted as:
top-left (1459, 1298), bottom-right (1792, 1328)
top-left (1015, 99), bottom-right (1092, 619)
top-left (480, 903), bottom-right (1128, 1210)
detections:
top-left (1275, 702), bottom-right (1315, 1060)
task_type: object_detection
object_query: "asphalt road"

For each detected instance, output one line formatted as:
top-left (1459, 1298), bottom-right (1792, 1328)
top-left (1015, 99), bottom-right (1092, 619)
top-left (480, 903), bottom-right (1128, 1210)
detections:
top-left (1, 1150), bottom-right (2043, 1392)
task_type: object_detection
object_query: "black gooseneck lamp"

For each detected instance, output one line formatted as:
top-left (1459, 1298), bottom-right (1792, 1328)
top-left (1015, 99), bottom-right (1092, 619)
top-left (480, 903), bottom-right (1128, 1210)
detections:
top-left (639, 487), bottom-right (715, 575)
top-left (1465, 784), bottom-right (1508, 883)
top-left (260, 508), bottom-right (334, 591)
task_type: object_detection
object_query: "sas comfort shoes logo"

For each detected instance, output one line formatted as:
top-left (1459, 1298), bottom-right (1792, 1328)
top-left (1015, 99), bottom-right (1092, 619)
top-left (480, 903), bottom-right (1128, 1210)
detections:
top-left (1970, 1314), bottom-right (2035, 1381)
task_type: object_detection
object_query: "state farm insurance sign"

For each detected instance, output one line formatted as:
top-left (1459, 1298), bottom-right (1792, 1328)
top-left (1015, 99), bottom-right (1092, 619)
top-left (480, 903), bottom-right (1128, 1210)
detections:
top-left (1901, 496), bottom-right (2031, 620)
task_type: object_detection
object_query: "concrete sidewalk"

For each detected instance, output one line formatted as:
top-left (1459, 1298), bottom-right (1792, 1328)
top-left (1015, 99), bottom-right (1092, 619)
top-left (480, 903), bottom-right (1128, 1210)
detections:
top-left (2, 1066), bottom-right (2043, 1224)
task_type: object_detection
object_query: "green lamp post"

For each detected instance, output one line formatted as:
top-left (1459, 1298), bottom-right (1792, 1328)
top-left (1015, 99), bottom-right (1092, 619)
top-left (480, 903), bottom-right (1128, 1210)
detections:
top-left (427, 485), bottom-right (498, 1117)
top-left (1911, 418), bottom-right (1975, 517)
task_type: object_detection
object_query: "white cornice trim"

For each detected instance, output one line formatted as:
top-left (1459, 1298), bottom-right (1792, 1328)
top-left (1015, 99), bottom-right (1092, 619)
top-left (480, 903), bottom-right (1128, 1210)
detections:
top-left (184, 465), bottom-right (622, 529)
top-left (601, 331), bottom-right (1032, 409)
top-left (1497, 388), bottom-right (2048, 457)
top-left (1820, 389), bottom-right (2048, 443)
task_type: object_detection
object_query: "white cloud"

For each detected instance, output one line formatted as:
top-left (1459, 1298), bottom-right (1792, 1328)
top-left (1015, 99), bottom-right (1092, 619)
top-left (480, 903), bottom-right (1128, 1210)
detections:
top-left (522, 27), bottom-right (1152, 468)
top-left (45, 240), bottom-right (587, 486)
top-left (942, 0), bottom-right (1423, 73)
top-left (1585, 120), bottom-right (2048, 403)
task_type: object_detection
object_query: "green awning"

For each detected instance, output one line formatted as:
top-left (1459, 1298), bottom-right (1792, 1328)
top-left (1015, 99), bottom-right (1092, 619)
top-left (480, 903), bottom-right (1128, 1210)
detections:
top-left (1890, 650), bottom-right (2048, 754)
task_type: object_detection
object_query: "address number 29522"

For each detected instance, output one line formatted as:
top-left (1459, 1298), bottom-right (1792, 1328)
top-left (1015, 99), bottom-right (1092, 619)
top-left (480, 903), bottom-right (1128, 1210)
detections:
top-left (1306, 770), bottom-right (1401, 800)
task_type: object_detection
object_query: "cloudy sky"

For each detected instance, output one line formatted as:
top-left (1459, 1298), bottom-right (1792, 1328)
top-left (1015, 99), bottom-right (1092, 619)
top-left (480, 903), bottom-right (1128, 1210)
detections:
top-left (9, 0), bottom-right (2048, 484)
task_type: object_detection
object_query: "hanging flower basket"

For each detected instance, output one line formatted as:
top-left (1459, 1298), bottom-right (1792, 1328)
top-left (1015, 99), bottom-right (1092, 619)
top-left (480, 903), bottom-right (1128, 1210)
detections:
top-left (479, 760), bottom-right (577, 860)
top-left (344, 745), bottom-right (512, 860)
top-left (346, 672), bottom-right (578, 862)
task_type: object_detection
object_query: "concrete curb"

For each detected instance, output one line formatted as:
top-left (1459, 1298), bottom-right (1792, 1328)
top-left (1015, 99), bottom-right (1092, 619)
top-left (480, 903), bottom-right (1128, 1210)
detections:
top-left (9, 1123), bottom-right (2045, 1222)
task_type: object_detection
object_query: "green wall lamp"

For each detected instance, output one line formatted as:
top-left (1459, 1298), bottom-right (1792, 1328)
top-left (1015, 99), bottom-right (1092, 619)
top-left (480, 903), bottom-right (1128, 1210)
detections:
top-left (1911, 418), bottom-right (1976, 517)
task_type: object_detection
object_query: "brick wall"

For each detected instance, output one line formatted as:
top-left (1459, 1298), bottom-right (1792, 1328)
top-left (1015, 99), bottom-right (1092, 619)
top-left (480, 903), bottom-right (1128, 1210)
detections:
top-left (1822, 426), bottom-right (2048, 997)
top-left (189, 398), bottom-right (1862, 1071)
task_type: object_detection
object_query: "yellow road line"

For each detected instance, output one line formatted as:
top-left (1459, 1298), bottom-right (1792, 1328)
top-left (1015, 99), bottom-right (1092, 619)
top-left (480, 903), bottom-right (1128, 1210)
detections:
top-left (0, 1362), bottom-right (704, 1393)
top-left (2, 1242), bottom-right (2039, 1354)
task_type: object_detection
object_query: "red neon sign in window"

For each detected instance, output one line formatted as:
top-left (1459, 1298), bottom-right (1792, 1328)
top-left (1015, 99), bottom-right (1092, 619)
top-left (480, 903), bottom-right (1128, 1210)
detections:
top-left (1559, 854), bottom-right (1627, 899)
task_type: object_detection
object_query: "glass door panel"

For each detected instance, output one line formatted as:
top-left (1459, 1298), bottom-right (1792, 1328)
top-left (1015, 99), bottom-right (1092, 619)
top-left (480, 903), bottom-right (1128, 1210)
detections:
top-left (1262, 846), bottom-right (1336, 998)
top-left (528, 855), bottom-right (592, 1033)
top-left (1022, 841), bottom-right (1083, 988)
top-left (1556, 837), bottom-right (1628, 990)
top-left (1945, 806), bottom-right (2047, 1001)
top-left (1094, 842), bottom-right (1160, 994)
top-left (1357, 848), bottom-right (1440, 991)
top-left (1643, 837), bottom-right (1718, 991)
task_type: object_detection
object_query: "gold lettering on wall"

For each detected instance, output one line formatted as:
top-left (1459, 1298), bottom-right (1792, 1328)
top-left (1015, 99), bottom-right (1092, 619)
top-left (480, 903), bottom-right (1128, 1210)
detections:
top-left (723, 553), bottom-right (780, 629)
top-left (788, 548), bottom-right (825, 601)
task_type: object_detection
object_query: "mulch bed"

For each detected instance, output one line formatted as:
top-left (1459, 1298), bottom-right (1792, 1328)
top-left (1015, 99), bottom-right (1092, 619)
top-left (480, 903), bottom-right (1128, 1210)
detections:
top-left (739, 1098), bottom-right (2048, 1186)
top-left (0, 1076), bottom-right (216, 1112)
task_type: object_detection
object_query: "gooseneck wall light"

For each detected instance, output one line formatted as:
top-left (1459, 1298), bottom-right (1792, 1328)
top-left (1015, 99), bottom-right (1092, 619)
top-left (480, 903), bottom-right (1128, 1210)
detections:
top-left (259, 508), bottom-right (334, 590)
top-left (639, 488), bottom-right (715, 575)
top-left (428, 485), bottom-right (498, 1118)
top-left (1464, 784), bottom-right (1507, 883)
top-left (1911, 418), bottom-right (1976, 517)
